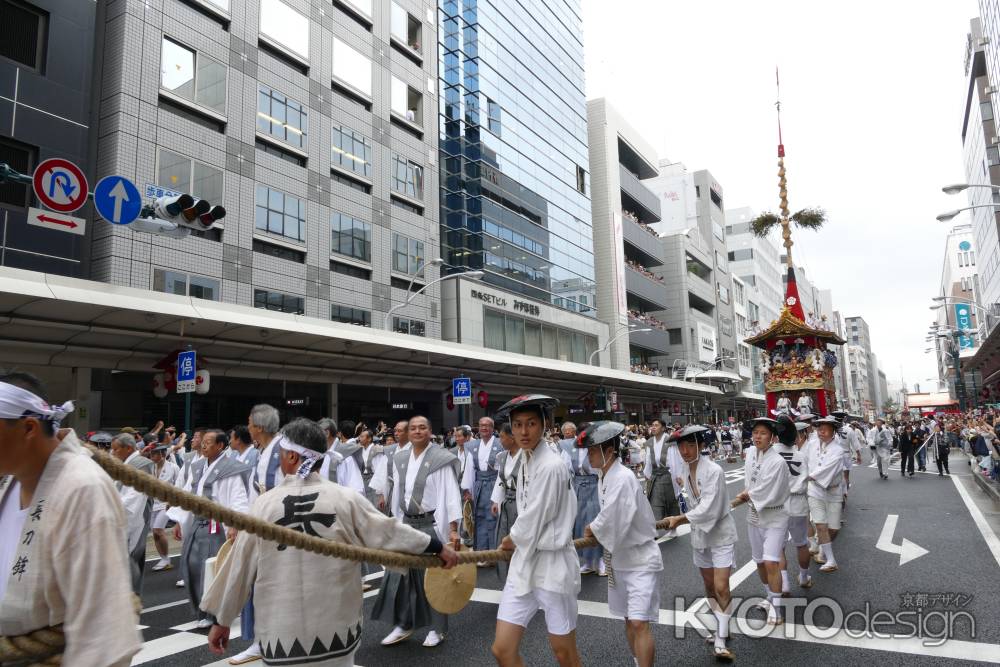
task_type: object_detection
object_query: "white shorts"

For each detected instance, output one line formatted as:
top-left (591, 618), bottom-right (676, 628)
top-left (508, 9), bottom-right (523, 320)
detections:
top-left (497, 585), bottom-right (578, 635)
top-left (693, 544), bottom-right (736, 569)
top-left (787, 515), bottom-right (809, 547)
top-left (808, 496), bottom-right (842, 529)
top-left (150, 509), bottom-right (169, 530)
top-left (608, 569), bottom-right (661, 622)
top-left (842, 452), bottom-right (853, 470)
top-left (748, 524), bottom-right (787, 563)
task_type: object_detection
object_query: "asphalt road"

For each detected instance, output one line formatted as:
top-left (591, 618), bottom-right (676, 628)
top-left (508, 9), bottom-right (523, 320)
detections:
top-left (131, 451), bottom-right (1000, 666)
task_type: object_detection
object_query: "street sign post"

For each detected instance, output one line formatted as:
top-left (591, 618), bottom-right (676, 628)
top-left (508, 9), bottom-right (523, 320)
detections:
top-left (177, 350), bottom-right (197, 394)
top-left (32, 158), bottom-right (88, 213)
top-left (27, 206), bottom-right (85, 236)
top-left (93, 175), bottom-right (142, 225)
top-left (452, 377), bottom-right (472, 405)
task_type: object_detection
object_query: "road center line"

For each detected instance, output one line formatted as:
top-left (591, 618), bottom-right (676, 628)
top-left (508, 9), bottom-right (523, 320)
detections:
top-left (951, 474), bottom-right (1000, 568)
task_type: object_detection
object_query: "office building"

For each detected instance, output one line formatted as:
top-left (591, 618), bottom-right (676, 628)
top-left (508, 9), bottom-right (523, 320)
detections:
top-left (934, 223), bottom-right (981, 404)
top-left (845, 316), bottom-right (877, 413)
top-left (586, 97), bottom-right (665, 371)
top-left (437, 0), bottom-right (607, 363)
top-left (724, 206), bottom-right (783, 327)
top-left (647, 162), bottom-right (737, 375)
top-left (0, 0), bottom-right (95, 277)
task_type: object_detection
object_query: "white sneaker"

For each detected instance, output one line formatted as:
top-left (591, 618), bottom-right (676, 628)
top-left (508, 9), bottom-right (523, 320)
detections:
top-left (381, 626), bottom-right (412, 646)
top-left (597, 560), bottom-right (608, 577)
top-left (152, 558), bottom-right (172, 571)
top-left (228, 643), bottom-right (262, 664)
top-left (422, 630), bottom-right (443, 647)
top-left (175, 579), bottom-right (185, 588)
top-left (580, 565), bottom-right (595, 574)
top-left (196, 618), bottom-right (214, 629)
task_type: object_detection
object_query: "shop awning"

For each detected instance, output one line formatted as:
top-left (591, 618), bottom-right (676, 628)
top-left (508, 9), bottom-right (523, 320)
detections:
top-left (0, 267), bottom-right (723, 405)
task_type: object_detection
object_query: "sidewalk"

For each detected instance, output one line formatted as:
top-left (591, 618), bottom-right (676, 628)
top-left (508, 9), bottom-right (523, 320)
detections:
top-left (963, 451), bottom-right (1000, 504)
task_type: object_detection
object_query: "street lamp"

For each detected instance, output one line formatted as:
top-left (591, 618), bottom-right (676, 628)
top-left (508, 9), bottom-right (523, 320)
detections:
top-left (589, 324), bottom-right (651, 366)
top-left (383, 259), bottom-right (484, 330)
top-left (935, 204), bottom-right (1000, 222)
top-left (941, 183), bottom-right (1000, 195)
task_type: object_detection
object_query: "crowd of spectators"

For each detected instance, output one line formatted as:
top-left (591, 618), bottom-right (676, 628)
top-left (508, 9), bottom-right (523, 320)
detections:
top-left (628, 309), bottom-right (669, 332)
top-left (626, 259), bottom-right (663, 282)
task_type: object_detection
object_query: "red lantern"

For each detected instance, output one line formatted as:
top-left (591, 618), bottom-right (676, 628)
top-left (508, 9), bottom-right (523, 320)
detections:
top-left (477, 390), bottom-right (489, 408)
top-left (446, 395), bottom-right (454, 411)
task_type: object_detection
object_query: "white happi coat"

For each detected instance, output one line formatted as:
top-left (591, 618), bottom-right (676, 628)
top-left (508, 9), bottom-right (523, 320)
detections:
top-left (588, 459), bottom-right (662, 572)
top-left (202, 473), bottom-right (432, 667)
top-left (0, 434), bottom-right (141, 667)
top-left (508, 440), bottom-right (580, 597)
top-left (807, 437), bottom-right (846, 502)
top-left (774, 443), bottom-right (809, 516)
top-left (681, 456), bottom-right (738, 549)
top-left (152, 457), bottom-right (180, 515)
top-left (743, 445), bottom-right (790, 528)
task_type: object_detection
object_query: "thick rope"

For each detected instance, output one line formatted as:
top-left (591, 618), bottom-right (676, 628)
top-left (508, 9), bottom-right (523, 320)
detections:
top-left (1, 447), bottom-right (684, 664)
top-left (82, 444), bottom-right (627, 568)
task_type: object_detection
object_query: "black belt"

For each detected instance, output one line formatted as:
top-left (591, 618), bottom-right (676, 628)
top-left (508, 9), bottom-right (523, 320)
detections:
top-left (404, 510), bottom-right (435, 519)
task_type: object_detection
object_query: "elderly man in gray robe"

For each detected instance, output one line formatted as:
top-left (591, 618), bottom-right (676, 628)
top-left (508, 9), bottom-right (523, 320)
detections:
top-left (109, 432), bottom-right (155, 594)
top-left (462, 416), bottom-right (504, 561)
top-left (203, 418), bottom-right (459, 666)
top-left (169, 429), bottom-right (251, 628)
top-left (0, 372), bottom-right (141, 666)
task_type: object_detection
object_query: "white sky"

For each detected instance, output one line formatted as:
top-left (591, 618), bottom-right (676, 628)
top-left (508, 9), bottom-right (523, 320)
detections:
top-left (582, 0), bottom-right (979, 394)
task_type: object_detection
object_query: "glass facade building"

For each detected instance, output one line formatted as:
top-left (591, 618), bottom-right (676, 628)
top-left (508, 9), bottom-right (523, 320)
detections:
top-left (438, 0), bottom-right (596, 315)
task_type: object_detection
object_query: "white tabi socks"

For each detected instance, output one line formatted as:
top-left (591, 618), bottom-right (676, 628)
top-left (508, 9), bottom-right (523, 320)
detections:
top-left (819, 542), bottom-right (837, 570)
top-left (780, 570), bottom-right (790, 594)
top-left (713, 611), bottom-right (730, 649)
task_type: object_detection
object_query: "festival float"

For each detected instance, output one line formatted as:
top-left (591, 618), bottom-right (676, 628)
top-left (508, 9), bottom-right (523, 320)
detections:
top-left (743, 75), bottom-right (845, 417)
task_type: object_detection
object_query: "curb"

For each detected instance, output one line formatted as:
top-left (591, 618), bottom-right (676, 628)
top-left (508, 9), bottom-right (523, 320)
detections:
top-left (965, 452), bottom-right (1000, 504)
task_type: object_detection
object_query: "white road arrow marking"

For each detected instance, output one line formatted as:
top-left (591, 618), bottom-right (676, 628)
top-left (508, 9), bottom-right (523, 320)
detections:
top-left (876, 514), bottom-right (928, 566)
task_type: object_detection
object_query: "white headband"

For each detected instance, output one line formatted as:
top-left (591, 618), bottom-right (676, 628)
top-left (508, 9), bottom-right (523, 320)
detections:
top-left (0, 381), bottom-right (74, 428)
top-left (277, 434), bottom-right (323, 478)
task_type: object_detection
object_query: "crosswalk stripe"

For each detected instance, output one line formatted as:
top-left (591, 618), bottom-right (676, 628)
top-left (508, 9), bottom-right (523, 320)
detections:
top-left (684, 559), bottom-right (759, 614)
top-left (141, 599), bottom-right (188, 614)
top-left (131, 632), bottom-right (206, 665)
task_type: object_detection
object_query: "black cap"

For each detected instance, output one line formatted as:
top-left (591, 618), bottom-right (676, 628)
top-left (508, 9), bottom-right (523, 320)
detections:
top-left (575, 420), bottom-right (626, 449)
top-left (748, 417), bottom-right (783, 435)
top-left (495, 394), bottom-right (560, 421)
top-left (667, 424), bottom-right (710, 443)
top-left (777, 415), bottom-right (797, 446)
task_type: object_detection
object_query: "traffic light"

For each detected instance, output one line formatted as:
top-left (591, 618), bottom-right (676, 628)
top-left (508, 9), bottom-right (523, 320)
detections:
top-left (153, 194), bottom-right (226, 230)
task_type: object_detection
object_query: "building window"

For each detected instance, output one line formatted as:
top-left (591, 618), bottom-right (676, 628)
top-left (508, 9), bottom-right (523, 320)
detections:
top-left (391, 155), bottom-right (423, 200)
top-left (334, 0), bottom-right (372, 23)
top-left (255, 185), bottom-right (305, 241)
top-left (988, 145), bottom-right (1000, 167)
top-left (0, 137), bottom-right (34, 209)
top-left (483, 308), bottom-right (596, 363)
top-left (331, 259), bottom-right (371, 279)
top-left (254, 289), bottom-right (304, 314)
top-left (391, 76), bottom-right (422, 125)
top-left (709, 188), bottom-right (723, 209)
top-left (331, 212), bottom-right (371, 262)
top-left (259, 0), bottom-right (309, 61)
top-left (156, 149), bottom-right (224, 202)
top-left (970, 250), bottom-right (976, 265)
top-left (153, 269), bottom-right (220, 301)
top-left (486, 97), bottom-right (501, 135)
top-left (160, 37), bottom-right (226, 113)
top-left (257, 85), bottom-right (307, 149)
top-left (982, 101), bottom-right (994, 122)
top-left (331, 304), bottom-right (371, 327)
top-left (668, 328), bottom-right (682, 345)
top-left (331, 126), bottom-right (372, 178)
top-left (393, 316), bottom-right (425, 336)
top-left (252, 238), bottom-right (305, 263)
top-left (332, 38), bottom-right (372, 97)
top-left (0, 0), bottom-right (46, 71)
top-left (390, 2), bottom-right (421, 53)
top-left (575, 165), bottom-right (587, 194)
top-left (392, 233), bottom-right (424, 274)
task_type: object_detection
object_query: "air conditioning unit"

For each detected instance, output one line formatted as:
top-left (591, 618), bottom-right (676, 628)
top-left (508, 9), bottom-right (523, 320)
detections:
top-left (987, 86), bottom-right (998, 95)
top-left (979, 36), bottom-right (991, 46)
top-left (992, 136), bottom-right (1000, 145)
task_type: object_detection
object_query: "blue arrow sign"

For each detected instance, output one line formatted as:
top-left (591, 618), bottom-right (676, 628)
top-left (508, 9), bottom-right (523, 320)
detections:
top-left (93, 175), bottom-right (142, 225)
